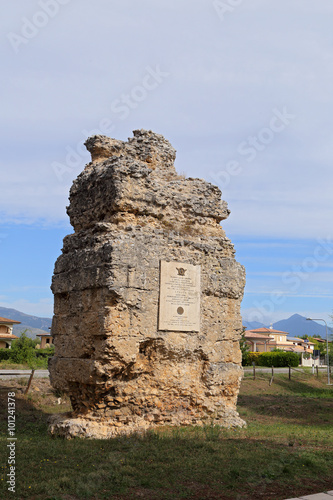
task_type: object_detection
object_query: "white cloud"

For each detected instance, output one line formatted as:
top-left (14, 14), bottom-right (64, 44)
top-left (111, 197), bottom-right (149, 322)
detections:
top-left (1, 1), bottom-right (332, 235)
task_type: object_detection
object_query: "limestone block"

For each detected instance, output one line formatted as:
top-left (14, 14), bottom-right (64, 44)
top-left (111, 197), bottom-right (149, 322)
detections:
top-left (48, 129), bottom-right (246, 438)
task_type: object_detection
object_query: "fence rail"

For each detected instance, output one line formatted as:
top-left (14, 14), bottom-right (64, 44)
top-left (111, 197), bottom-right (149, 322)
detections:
top-left (247, 363), bottom-right (331, 384)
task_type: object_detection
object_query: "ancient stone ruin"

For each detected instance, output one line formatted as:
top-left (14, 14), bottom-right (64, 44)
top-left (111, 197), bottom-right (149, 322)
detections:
top-left (48, 129), bottom-right (246, 439)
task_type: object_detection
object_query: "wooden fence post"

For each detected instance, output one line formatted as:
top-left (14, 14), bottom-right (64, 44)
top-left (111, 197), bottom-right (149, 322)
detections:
top-left (289, 365), bottom-right (291, 380)
top-left (269, 366), bottom-right (274, 386)
top-left (252, 362), bottom-right (256, 380)
top-left (316, 365), bottom-right (319, 378)
top-left (24, 369), bottom-right (35, 395)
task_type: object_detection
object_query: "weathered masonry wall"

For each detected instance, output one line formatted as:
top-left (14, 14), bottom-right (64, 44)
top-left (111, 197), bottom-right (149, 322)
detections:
top-left (48, 130), bottom-right (246, 439)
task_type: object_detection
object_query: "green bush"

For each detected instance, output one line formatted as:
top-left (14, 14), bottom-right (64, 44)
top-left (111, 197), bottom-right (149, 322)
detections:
top-left (242, 352), bottom-right (260, 366)
top-left (8, 332), bottom-right (53, 369)
top-left (9, 332), bottom-right (36, 364)
top-left (35, 346), bottom-right (55, 358)
top-left (243, 351), bottom-right (299, 367)
top-left (30, 356), bottom-right (49, 369)
top-left (240, 330), bottom-right (250, 365)
top-left (0, 349), bottom-right (11, 361)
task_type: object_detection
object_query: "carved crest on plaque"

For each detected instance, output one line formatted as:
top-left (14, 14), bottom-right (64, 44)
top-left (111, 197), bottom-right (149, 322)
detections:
top-left (176, 267), bottom-right (187, 276)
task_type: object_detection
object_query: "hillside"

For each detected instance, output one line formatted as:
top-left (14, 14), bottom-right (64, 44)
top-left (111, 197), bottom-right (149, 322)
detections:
top-left (273, 314), bottom-right (332, 339)
top-left (243, 314), bottom-right (332, 339)
top-left (0, 307), bottom-right (52, 340)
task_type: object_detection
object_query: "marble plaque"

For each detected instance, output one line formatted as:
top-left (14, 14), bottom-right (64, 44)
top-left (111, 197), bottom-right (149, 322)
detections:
top-left (158, 261), bottom-right (201, 332)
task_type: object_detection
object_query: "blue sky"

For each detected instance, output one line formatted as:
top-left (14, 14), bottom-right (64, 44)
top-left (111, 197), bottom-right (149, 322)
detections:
top-left (1, 0), bottom-right (333, 326)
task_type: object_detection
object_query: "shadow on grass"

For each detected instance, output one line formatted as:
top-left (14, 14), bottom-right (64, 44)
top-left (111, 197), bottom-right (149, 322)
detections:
top-left (274, 375), bottom-right (333, 397)
top-left (0, 382), bottom-right (52, 437)
top-left (1, 380), bottom-right (332, 500)
top-left (238, 393), bottom-right (333, 427)
top-left (1, 407), bottom-right (333, 500)
top-left (238, 377), bottom-right (333, 426)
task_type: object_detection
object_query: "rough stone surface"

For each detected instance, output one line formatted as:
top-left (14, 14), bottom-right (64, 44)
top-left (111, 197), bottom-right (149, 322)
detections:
top-left (48, 129), bottom-right (246, 439)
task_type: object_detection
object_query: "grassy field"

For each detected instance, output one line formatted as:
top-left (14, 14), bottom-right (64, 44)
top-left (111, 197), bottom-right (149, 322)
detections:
top-left (0, 370), bottom-right (332, 500)
top-left (0, 361), bottom-right (49, 370)
top-left (0, 362), bottom-right (34, 370)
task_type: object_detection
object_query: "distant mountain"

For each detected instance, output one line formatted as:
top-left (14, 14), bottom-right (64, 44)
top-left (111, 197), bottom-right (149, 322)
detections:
top-left (242, 320), bottom-right (265, 330)
top-left (242, 313), bottom-right (332, 339)
top-left (273, 314), bottom-right (332, 339)
top-left (0, 307), bottom-right (52, 340)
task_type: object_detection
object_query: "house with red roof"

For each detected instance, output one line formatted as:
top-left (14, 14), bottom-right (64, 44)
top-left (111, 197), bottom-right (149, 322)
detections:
top-left (244, 327), bottom-right (314, 354)
top-left (0, 316), bottom-right (20, 349)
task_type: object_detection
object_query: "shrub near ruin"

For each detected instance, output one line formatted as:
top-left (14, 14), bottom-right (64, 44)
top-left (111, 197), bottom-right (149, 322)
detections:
top-left (0, 333), bottom-right (54, 369)
top-left (244, 351), bottom-right (299, 367)
top-left (0, 349), bottom-right (11, 361)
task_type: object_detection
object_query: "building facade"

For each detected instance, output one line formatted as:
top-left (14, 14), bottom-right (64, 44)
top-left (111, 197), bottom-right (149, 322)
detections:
top-left (0, 316), bottom-right (20, 349)
top-left (37, 333), bottom-right (54, 349)
top-left (244, 327), bottom-right (314, 354)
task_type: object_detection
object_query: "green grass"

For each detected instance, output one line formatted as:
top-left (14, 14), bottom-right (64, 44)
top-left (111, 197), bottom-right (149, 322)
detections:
top-left (0, 361), bottom-right (32, 370)
top-left (0, 373), bottom-right (332, 499)
top-left (0, 358), bottom-right (49, 370)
